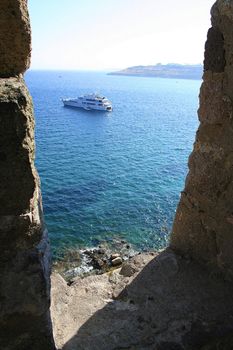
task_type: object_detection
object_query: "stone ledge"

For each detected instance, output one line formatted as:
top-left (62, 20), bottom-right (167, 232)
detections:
top-left (51, 249), bottom-right (233, 350)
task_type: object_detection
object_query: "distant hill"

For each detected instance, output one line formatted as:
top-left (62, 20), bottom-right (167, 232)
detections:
top-left (108, 63), bottom-right (203, 80)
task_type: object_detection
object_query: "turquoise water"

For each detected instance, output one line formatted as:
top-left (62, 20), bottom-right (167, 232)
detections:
top-left (25, 71), bottom-right (200, 257)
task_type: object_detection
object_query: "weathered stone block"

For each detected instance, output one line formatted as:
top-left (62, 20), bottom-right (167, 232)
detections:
top-left (0, 77), bottom-right (35, 216)
top-left (204, 28), bottom-right (225, 73)
top-left (0, 229), bottom-right (55, 350)
top-left (0, 78), bottom-right (55, 349)
top-left (171, 0), bottom-right (233, 279)
top-left (198, 73), bottom-right (232, 124)
top-left (0, 0), bottom-right (31, 77)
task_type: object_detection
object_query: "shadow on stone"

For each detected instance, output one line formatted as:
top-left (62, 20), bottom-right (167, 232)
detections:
top-left (51, 249), bottom-right (233, 350)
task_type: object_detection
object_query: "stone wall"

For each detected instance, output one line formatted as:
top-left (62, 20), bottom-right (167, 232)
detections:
top-left (171, 0), bottom-right (233, 279)
top-left (1, 0), bottom-right (233, 347)
top-left (0, 1), bottom-right (55, 349)
top-left (0, 0), bottom-right (31, 77)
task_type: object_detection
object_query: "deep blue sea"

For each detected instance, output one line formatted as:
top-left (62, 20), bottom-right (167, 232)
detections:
top-left (25, 71), bottom-right (200, 258)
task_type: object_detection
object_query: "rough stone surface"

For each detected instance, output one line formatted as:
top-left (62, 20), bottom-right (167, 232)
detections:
top-left (111, 256), bottom-right (123, 266)
top-left (0, 1), bottom-right (55, 348)
top-left (171, 0), bottom-right (233, 279)
top-left (0, 0), bottom-right (31, 77)
top-left (0, 78), bottom-right (55, 349)
top-left (51, 249), bottom-right (233, 349)
top-left (0, 78), bottom-right (35, 217)
top-left (204, 28), bottom-right (225, 73)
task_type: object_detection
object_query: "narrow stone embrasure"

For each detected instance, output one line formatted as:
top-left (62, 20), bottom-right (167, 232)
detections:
top-left (2, 0), bottom-right (233, 349)
top-left (0, 1), bottom-right (55, 349)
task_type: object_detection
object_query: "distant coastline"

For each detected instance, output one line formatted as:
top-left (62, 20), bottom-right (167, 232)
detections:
top-left (108, 63), bottom-right (203, 80)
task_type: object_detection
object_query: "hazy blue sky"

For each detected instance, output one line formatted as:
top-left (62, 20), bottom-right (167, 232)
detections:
top-left (28, 0), bottom-right (214, 70)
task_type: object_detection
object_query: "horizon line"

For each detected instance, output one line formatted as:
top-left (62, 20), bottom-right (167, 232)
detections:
top-left (28, 62), bottom-right (203, 72)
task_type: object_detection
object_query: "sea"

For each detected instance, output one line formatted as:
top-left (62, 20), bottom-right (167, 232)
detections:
top-left (25, 71), bottom-right (201, 259)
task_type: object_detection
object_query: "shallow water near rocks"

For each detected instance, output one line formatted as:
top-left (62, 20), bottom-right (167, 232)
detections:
top-left (25, 71), bottom-right (200, 259)
top-left (53, 239), bottom-right (138, 280)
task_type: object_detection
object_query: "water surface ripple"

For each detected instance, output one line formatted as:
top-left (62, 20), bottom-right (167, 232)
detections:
top-left (25, 71), bottom-right (200, 257)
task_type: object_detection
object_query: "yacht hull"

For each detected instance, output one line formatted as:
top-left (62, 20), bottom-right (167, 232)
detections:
top-left (62, 94), bottom-right (112, 112)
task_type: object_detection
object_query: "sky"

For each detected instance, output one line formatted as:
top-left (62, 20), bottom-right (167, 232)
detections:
top-left (28, 0), bottom-right (214, 71)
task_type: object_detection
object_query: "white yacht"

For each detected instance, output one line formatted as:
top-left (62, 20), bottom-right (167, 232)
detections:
top-left (62, 93), bottom-right (112, 111)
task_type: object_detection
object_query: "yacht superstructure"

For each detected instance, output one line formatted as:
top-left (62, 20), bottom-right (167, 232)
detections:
top-left (62, 93), bottom-right (112, 111)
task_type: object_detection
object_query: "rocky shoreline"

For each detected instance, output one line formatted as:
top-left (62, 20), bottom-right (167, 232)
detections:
top-left (52, 239), bottom-right (140, 281)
